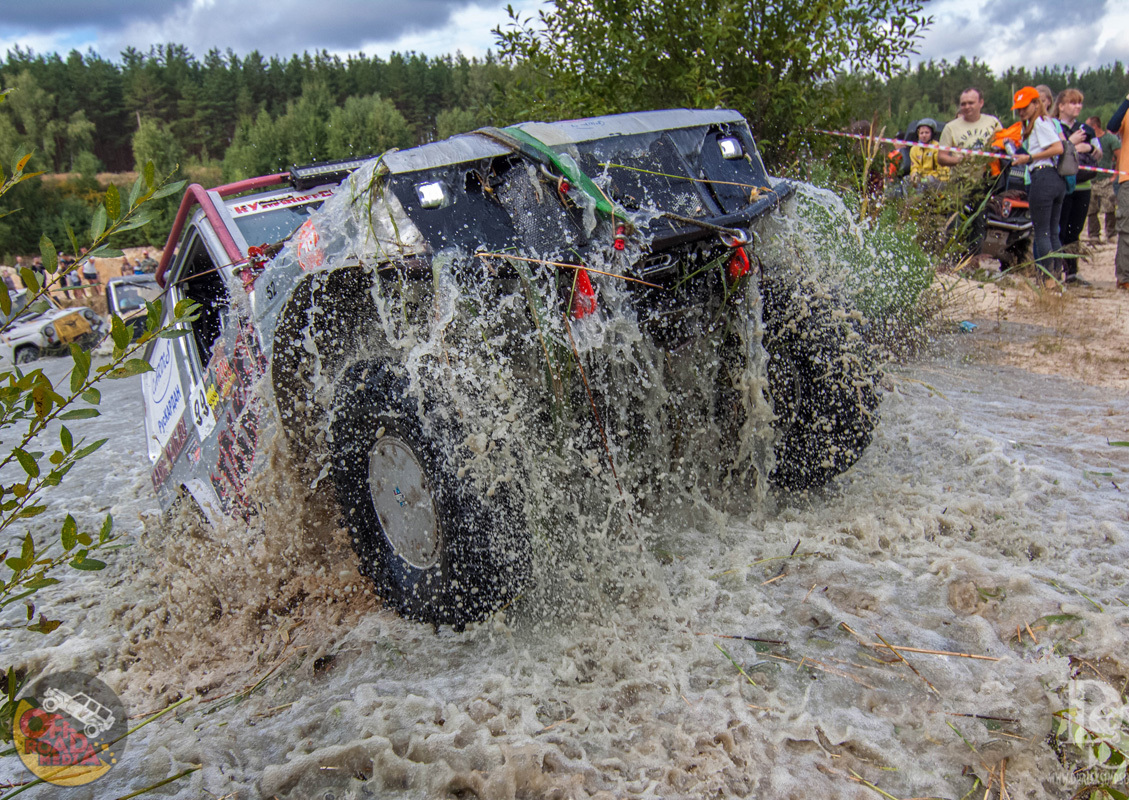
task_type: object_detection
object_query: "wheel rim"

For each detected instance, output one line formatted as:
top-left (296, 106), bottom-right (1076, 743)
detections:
top-left (367, 436), bottom-right (440, 569)
top-left (15, 348), bottom-right (36, 364)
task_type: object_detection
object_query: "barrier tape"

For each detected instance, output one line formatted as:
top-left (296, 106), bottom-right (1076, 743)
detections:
top-left (813, 128), bottom-right (1127, 178)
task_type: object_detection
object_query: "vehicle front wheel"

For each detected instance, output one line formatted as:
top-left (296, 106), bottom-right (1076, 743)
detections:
top-left (14, 346), bottom-right (39, 364)
top-left (761, 275), bottom-right (881, 491)
top-left (329, 361), bottom-right (530, 627)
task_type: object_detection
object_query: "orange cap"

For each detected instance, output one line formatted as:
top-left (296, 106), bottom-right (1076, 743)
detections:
top-left (1012, 86), bottom-right (1039, 110)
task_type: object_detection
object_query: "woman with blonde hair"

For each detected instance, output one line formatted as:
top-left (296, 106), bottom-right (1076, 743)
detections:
top-left (1011, 86), bottom-right (1066, 285)
top-left (1052, 87), bottom-right (1102, 284)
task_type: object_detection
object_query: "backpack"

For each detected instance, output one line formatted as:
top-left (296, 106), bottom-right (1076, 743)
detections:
top-left (1051, 118), bottom-right (1079, 178)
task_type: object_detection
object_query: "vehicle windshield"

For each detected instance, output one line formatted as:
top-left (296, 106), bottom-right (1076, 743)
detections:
top-left (109, 280), bottom-right (162, 313)
top-left (1, 292), bottom-right (33, 327)
top-left (231, 204), bottom-right (321, 247)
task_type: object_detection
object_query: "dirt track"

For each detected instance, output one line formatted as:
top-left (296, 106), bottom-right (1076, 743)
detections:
top-left (939, 238), bottom-right (1129, 393)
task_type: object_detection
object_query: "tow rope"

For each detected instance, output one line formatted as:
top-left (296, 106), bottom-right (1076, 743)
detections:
top-left (814, 129), bottom-right (1128, 178)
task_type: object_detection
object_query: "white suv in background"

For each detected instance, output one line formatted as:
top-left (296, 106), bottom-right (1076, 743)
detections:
top-left (0, 290), bottom-right (108, 365)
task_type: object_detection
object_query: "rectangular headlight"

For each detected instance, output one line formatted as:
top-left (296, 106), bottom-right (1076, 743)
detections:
top-left (718, 136), bottom-right (743, 159)
top-left (416, 181), bottom-right (450, 209)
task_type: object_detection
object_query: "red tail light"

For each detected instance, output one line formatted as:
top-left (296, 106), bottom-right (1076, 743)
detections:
top-left (727, 247), bottom-right (750, 280)
top-left (571, 268), bottom-right (597, 318)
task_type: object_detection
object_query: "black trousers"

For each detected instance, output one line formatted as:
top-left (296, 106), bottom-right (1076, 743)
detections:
top-left (1059, 187), bottom-right (1091, 279)
top-left (1029, 167), bottom-right (1066, 279)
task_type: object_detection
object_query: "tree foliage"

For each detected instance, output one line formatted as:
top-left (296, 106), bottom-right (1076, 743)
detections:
top-left (492, 0), bottom-right (932, 160)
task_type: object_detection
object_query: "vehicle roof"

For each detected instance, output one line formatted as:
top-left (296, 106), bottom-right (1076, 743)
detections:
top-left (107, 274), bottom-right (159, 285)
top-left (380, 108), bottom-right (748, 174)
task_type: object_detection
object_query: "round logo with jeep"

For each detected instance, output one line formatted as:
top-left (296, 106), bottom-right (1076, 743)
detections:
top-left (11, 670), bottom-right (127, 786)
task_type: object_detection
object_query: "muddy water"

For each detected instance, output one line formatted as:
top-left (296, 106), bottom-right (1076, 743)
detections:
top-left (2, 341), bottom-right (1127, 799)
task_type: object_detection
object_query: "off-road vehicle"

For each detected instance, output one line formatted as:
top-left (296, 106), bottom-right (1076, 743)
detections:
top-left (143, 109), bottom-right (880, 626)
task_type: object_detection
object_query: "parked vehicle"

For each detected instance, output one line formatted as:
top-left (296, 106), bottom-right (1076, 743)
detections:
top-left (143, 110), bottom-right (881, 627)
top-left (0, 290), bottom-right (108, 364)
top-left (105, 275), bottom-right (163, 339)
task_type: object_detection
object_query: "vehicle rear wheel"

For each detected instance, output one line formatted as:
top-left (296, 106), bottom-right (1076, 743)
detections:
top-left (329, 361), bottom-right (530, 627)
top-left (761, 275), bottom-right (881, 491)
top-left (14, 346), bottom-right (39, 364)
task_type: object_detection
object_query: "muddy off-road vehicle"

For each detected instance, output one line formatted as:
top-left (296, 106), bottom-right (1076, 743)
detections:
top-left (143, 109), bottom-right (880, 626)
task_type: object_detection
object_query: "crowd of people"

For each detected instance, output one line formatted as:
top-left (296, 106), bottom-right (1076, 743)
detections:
top-left (883, 85), bottom-right (1127, 290)
top-left (0, 249), bottom-right (160, 301)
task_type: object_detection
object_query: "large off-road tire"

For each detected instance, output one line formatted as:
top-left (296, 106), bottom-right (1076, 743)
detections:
top-left (14, 346), bottom-right (39, 364)
top-left (329, 361), bottom-right (530, 627)
top-left (761, 275), bottom-right (881, 491)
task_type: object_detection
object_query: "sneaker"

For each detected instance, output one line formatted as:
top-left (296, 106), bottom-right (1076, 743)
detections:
top-left (1065, 276), bottom-right (1092, 287)
top-left (1119, 282), bottom-right (1129, 291)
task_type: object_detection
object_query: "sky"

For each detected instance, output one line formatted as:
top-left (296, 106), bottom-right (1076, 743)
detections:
top-left (0, 0), bottom-right (1126, 75)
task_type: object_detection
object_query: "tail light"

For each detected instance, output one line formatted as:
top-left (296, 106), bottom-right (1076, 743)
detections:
top-left (571, 268), bottom-right (597, 319)
top-left (727, 247), bottom-right (750, 280)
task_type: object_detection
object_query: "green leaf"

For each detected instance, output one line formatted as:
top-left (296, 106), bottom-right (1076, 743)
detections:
top-left (69, 343), bottom-right (91, 394)
top-left (13, 448), bottom-right (39, 479)
top-left (110, 214), bottom-right (154, 234)
top-left (89, 205), bottom-right (108, 242)
top-left (39, 234), bottom-right (57, 274)
top-left (60, 425), bottom-right (73, 453)
top-left (28, 614), bottom-right (61, 634)
top-left (64, 222), bottom-right (79, 260)
top-left (20, 534), bottom-right (32, 563)
top-left (82, 387), bottom-right (101, 405)
top-left (157, 328), bottom-right (191, 339)
top-left (74, 438), bottom-right (107, 459)
top-left (0, 279), bottom-right (9, 317)
top-left (89, 247), bottom-right (124, 259)
top-left (48, 451), bottom-right (64, 465)
top-left (111, 314), bottom-right (130, 350)
top-left (108, 359), bottom-right (154, 379)
top-left (144, 160), bottom-right (156, 189)
top-left (1110, 441), bottom-right (1129, 447)
top-left (26, 603), bottom-right (34, 621)
top-left (100, 514), bottom-right (113, 542)
top-left (61, 515), bottom-right (77, 550)
top-left (19, 268), bottom-right (40, 295)
top-left (1098, 742), bottom-right (1112, 764)
top-left (70, 556), bottom-right (106, 571)
top-left (17, 506), bottom-right (48, 518)
top-left (103, 183), bottom-right (121, 219)
top-left (59, 408), bottom-right (100, 420)
top-left (24, 577), bottom-right (59, 590)
top-left (150, 179), bottom-right (187, 200)
top-left (128, 173), bottom-right (145, 209)
top-left (76, 532), bottom-right (92, 546)
top-left (5, 557), bottom-right (25, 573)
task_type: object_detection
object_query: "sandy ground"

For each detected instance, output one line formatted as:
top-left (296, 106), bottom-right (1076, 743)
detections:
top-left (939, 238), bottom-right (1129, 393)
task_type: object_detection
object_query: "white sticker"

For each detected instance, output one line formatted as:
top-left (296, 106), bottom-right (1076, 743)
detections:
top-left (142, 336), bottom-right (186, 461)
top-left (191, 385), bottom-right (217, 441)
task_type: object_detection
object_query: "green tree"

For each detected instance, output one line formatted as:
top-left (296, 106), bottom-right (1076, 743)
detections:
top-left (326, 94), bottom-right (413, 157)
top-left (132, 117), bottom-right (185, 178)
top-left (493, 0), bottom-right (931, 162)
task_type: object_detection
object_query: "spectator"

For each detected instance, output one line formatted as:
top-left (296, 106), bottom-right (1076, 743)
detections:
top-left (1086, 115), bottom-right (1120, 242)
top-left (909, 118), bottom-right (949, 183)
top-left (1109, 91), bottom-right (1129, 291)
top-left (938, 88), bottom-right (1002, 168)
top-left (138, 251), bottom-right (158, 273)
top-left (1052, 89), bottom-right (1101, 285)
top-left (80, 250), bottom-right (99, 295)
top-left (1011, 86), bottom-right (1067, 287)
top-left (120, 256), bottom-right (134, 276)
top-left (1, 267), bottom-right (15, 292)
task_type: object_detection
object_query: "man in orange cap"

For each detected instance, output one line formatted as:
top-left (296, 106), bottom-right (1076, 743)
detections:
top-left (1109, 92), bottom-right (1129, 290)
